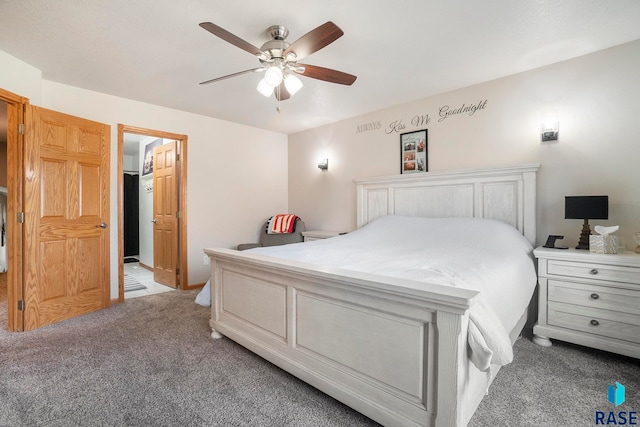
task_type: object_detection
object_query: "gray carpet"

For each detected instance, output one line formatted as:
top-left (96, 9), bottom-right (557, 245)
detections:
top-left (470, 331), bottom-right (639, 426)
top-left (0, 290), bottom-right (637, 426)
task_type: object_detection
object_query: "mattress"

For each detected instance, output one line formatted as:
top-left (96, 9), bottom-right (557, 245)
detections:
top-left (248, 215), bottom-right (538, 371)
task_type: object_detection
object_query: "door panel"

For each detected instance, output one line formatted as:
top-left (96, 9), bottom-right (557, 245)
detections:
top-left (152, 141), bottom-right (178, 288)
top-left (23, 105), bottom-right (110, 330)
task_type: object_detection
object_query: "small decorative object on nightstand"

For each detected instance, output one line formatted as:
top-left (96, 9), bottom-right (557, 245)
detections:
top-left (589, 225), bottom-right (619, 254)
top-left (301, 230), bottom-right (343, 242)
top-left (533, 246), bottom-right (640, 359)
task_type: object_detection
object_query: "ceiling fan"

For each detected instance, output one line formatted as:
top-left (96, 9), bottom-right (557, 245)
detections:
top-left (199, 21), bottom-right (357, 102)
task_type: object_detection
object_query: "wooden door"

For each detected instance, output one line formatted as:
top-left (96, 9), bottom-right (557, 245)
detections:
top-left (23, 106), bottom-right (110, 330)
top-left (152, 141), bottom-right (178, 288)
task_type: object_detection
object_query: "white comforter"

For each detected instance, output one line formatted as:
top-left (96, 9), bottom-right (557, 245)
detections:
top-left (247, 215), bottom-right (537, 371)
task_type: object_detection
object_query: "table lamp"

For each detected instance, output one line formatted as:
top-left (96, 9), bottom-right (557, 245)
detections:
top-left (565, 196), bottom-right (608, 250)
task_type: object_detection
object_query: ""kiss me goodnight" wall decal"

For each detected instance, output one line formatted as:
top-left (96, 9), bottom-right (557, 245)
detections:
top-left (354, 99), bottom-right (488, 134)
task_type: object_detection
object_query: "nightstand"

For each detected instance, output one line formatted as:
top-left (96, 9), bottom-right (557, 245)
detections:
top-left (533, 246), bottom-right (640, 358)
top-left (301, 230), bottom-right (343, 242)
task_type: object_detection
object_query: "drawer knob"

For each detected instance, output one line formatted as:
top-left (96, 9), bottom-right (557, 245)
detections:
top-left (590, 319), bottom-right (600, 326)
top-left (589, 269), bottom-right (599, 275)
top-left (590, 293), bottom-right (600, 300)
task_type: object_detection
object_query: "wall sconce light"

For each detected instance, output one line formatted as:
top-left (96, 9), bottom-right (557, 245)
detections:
top-left (317, 158), bottom-right (329, 171)
top-left (541, 111), bottom-right (559, 141)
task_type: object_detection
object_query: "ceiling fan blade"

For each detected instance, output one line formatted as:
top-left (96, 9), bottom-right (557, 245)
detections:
top-left (199, 22), bottom-right (266, 58)
top-left (199, 68), bottom-right (264, 85)
top-left (275, 83), bottom-right (291, 101)
top-left (283, 21), bottom-right (343, 61)
top-left (296, 64), bottom-right (357, 85)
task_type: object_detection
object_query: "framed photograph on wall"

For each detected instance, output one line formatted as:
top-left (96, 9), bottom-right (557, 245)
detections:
top-left (141, 138), bottom-right (162, 176)
top-left (400, 129), bottom-right (428, 174)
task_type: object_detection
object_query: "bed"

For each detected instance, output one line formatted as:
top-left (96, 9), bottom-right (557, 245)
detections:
top-left (203, 163), bottom-right (540, 426)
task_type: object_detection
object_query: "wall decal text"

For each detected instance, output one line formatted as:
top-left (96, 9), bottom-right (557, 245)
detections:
top-left (356, 120), bottom-right (382, 133)
top-left (385, 119), bottom-right (406, 134)
top-left (411, 114), bottom-right (431, 127)
top-left (356, 99), bottom-right (488, 133)
top-left (438, 100), bottom-right (487, 122)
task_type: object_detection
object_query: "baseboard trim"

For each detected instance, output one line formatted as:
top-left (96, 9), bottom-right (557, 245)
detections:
top-left (182, 282), bottom-right (205, 290)
top-left (139, 262), bottom-right (153, 272)
top-left (133, 262), bottom-right (205, 290)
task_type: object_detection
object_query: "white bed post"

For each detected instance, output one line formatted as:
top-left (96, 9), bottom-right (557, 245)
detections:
top-left (209, 258), bottom-right (224, 339)
top-left (434, 310), bottom-right (468, 426)
top-left (522, 168), bottom-right (537, 246)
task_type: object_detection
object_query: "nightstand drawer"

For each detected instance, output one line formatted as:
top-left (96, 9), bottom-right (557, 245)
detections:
top-left (548, 302), bottom-right (640, 344)
top-left (548, 279), bottom-right (640, 316)
top-left (548, 260), bottom-right (640, 285)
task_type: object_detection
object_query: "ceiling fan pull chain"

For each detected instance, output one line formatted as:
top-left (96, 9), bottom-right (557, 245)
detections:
top-left (276, 85), bottom-right (281, 113)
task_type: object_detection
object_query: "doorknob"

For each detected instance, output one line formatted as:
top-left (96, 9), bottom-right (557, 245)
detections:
top-left (151, 219), bottom-right (157, 223)
top-left (97, 222), bottom-right (109, 229)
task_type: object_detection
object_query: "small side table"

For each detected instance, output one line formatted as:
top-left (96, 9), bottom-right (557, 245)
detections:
top-left (533, 246), bottom-right (640, 359)
top-left (301, 230), bottom-right (343, 242)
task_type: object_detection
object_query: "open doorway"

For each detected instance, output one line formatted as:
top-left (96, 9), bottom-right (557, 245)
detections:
top-left (117, 125), bottom-right (189, 303)
top-left (121, 133), bottom-right (173, 299)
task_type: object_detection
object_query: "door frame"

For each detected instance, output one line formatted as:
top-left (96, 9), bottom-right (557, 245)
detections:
top-left (117, 124), bottom-right (190, 303)
top-left (0, 88), bottom-right (26, 331)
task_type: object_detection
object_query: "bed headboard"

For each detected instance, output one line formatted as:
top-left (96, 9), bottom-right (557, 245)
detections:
top-left (355, 163), bottom-right (540, 245)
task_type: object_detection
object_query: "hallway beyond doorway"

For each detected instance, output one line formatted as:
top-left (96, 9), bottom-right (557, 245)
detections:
top-left (124, 262), bottom-right (174, 300)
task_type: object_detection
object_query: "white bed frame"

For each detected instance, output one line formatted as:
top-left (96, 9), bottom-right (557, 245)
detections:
top-left (204, 163), bottom-right (539, 427)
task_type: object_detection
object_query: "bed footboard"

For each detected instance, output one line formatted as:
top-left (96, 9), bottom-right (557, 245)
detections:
top-left (205, 248), bottom-right (479, 427)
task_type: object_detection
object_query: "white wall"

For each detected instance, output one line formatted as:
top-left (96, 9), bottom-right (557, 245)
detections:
top-left (289, 40), bottom-right (640, 249)
top-left (0, 49), bottom-right (289, 299)
top-left (0, 50), bottom-right (42, 105)
top-left (123, 154), bottom-right (138, 173)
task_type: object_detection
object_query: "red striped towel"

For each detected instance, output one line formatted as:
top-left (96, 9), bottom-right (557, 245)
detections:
top-left (267, 214), bottom-right (298, 234)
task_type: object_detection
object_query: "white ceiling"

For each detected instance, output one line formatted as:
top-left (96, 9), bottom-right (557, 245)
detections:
top-left (1, 1), bottom-right (640, 135)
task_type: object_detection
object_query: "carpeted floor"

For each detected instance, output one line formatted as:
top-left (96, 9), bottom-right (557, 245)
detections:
top-left (470, 331), bottom-right (639, 426)
top-left (0, 290), bottom-right (377, 427)
top-left (0, 289), bottom-right (638, 426)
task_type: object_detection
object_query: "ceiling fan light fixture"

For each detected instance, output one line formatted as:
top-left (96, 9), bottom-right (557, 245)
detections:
top-left (256, 78), bottom-right (275, 97)
top-left (200, 21), bottom-right (356, 101)
top-left (284, 74), bottom-right (303, 95)
top-left (264, 66), bottom-right (283, 87)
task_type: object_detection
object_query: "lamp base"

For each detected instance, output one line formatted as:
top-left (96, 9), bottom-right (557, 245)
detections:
top-left (576, 219), bottom-right (591, 250)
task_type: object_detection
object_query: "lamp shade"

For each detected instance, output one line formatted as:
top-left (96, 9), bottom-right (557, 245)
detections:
top-left (264, 66), bottom-right (283, 87)
top-left (284, 74), bottom-right (303, 95)
top-left (256, 78), bottom-right (275, 97)
top-left (565, 196), bottom-right (608, 220)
